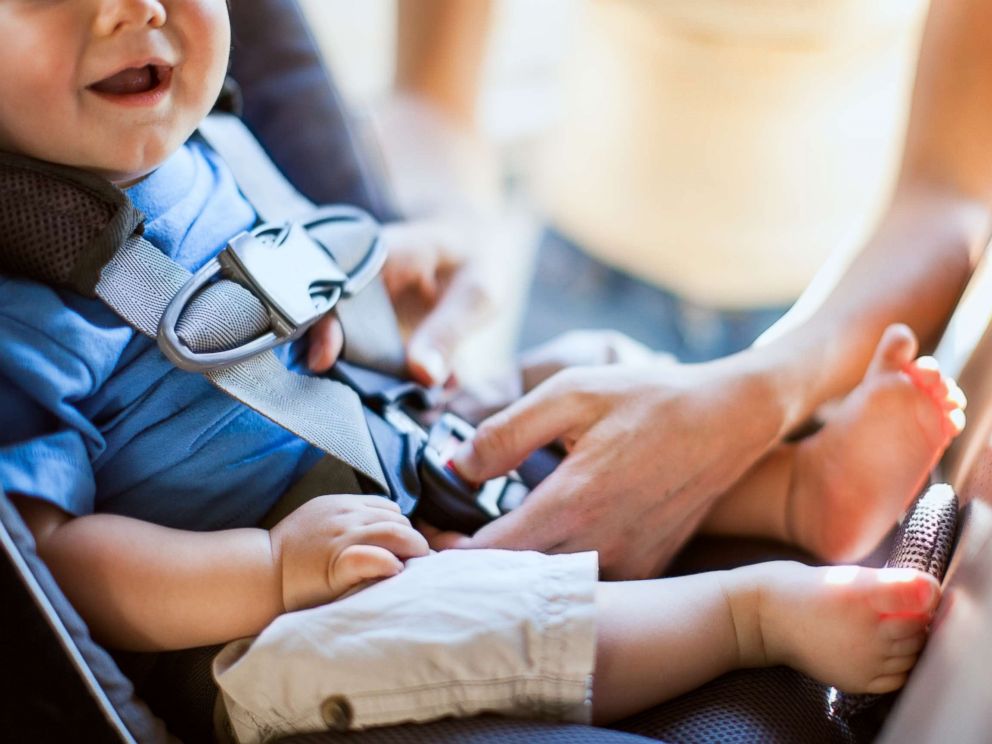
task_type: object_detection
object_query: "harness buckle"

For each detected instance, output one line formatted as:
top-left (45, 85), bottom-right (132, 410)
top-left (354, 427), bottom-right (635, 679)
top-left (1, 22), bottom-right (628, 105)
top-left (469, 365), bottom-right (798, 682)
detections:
top-left (415, 413), bottom-right (530, 534)
top-left (158, 206), bottom-right (385, 371)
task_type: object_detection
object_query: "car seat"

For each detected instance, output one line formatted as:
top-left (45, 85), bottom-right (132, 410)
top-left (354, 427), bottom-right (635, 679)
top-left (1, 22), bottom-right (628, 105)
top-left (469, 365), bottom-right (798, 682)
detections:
top-left (2, 0), bottom-right (990, 741)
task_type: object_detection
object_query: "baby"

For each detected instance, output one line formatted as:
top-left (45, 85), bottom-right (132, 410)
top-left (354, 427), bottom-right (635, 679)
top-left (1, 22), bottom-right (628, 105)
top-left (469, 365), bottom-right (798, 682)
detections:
top-left (0, 0), bottom-right (963, 739)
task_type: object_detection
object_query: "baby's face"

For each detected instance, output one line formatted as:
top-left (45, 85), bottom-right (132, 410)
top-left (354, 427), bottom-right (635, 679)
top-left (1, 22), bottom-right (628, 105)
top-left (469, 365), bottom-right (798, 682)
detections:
top-left (0, 0), bottom-right (230, 185)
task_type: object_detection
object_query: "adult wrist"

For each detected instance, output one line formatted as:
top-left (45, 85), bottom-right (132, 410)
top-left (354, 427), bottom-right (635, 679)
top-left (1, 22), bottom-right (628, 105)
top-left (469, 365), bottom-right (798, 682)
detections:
top-left (712, 342), bottom-right (818, 443)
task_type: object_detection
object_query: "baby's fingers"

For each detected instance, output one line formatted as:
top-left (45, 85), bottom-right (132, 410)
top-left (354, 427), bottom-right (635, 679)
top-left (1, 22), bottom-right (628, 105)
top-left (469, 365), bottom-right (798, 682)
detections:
top-left (332, 544), bottom-right (404, 594)
top-left (353, 521), bottom-right (430, 560)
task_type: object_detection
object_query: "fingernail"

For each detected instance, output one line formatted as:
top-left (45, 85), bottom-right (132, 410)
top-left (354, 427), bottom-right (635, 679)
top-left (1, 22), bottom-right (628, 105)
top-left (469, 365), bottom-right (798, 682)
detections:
top-left (449, 441), bottom-right (476, 482)
top-left (948, 384), bottom-right (968, 410)
top-left (445, 457), bottom-right (478, 487)
top-left (949, 408), bottom-right (966, 435)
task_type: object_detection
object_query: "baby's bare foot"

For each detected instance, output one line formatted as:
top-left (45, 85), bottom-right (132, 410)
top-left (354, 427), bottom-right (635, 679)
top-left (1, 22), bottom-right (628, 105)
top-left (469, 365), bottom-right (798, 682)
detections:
top-left (789, 324), bottom-right (965, 563)
top-left (728, 561), bottom-right (940, 694)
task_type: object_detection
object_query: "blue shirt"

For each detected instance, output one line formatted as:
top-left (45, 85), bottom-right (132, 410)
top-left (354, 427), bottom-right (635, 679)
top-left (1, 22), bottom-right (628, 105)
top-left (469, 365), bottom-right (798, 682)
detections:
top-left (0, 142), bottom-right (321, 530)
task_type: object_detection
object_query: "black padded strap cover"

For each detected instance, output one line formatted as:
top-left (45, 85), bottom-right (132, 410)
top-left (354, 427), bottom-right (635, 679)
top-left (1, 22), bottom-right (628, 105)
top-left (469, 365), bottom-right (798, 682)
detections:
top-left (0, 152), bottom-right (144, 296)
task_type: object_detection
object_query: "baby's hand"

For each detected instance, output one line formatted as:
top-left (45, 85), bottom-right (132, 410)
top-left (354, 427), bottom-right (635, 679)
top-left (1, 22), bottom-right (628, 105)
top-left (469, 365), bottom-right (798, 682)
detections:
top-left (270, 495), bottom-right (429, 612)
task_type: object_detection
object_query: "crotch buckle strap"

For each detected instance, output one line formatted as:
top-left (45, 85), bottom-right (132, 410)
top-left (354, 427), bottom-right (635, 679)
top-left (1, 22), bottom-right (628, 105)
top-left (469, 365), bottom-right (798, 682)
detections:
top-left (158, 205), bottom-right (385, 372)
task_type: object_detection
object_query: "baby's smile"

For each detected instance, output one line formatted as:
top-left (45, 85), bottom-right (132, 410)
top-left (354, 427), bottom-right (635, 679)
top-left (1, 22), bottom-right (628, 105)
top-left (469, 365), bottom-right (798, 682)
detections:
top-left (88, 63), bottom-right (174, 106)
top-left (0, 0), bottom-right (230, 184)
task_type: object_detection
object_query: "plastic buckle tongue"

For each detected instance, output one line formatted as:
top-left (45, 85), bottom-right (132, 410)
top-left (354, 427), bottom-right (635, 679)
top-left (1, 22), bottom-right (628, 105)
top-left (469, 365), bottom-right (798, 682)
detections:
top-left (158, 206), bottom-right (384, 372)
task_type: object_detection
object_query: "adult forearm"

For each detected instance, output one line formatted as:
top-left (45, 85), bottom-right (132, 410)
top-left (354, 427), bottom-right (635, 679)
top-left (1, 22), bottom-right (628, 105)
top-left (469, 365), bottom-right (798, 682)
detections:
top-left (395, 0), bottom-right (493, 127)
top-left (36, 514), bottom-right (282, 651)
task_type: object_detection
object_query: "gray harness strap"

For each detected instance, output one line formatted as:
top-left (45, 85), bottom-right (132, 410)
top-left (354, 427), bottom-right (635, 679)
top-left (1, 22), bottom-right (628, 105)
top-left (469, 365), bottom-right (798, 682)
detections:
top-left (198, 113), bottom-right (406, 377)
top-left (0, 139), bottom-right (390, 492)
top-left (100, 236), bottom-right (386, 491)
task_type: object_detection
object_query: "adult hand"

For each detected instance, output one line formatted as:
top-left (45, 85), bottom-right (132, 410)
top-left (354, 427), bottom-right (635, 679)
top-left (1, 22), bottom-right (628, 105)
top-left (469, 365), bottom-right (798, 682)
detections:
top-left (443, 356), bottom-right (788, 579)
top-left (380, 219), bottom-right (497, 385)
top-left (307, 219), bottom-right (497, 386)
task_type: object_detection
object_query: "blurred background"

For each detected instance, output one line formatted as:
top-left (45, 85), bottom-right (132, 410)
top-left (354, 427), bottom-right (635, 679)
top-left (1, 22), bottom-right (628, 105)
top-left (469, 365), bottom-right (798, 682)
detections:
top-left (297, 0), bottom-right (578, 375)
top-left (292, 0), bottom-right (930, 379)
top-left (299, 0), bottom-right (575, 146)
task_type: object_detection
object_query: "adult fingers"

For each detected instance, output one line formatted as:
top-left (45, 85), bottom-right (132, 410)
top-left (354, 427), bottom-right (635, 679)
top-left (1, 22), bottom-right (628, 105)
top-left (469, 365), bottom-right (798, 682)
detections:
top-left (458, 455), bottom-right (594, 552)
top-left (406, 269), bottom-right (496, 386)
top-left (380, 220), bottom-right (464, 301)
top-left (449, 376), bottom-right (586, 484)
top-left (415, 520), bottom-right (474, 550)
top-left (306, 314), bottom-right (345, 373)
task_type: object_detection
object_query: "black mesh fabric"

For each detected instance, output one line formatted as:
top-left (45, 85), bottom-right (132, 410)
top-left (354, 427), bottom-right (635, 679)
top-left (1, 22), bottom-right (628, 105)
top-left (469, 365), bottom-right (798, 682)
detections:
top-left (276, 717), bottom-right (661, 744)
top-left (885, 483), bottom-right (957, 579)
top-left (616, 667), bottom-right (855, 744)
top-left (0, 152), bottom-right (275, 356)
top-left (829, 483), bottom-right (958, 724)
top-left (0, 152), bottom-right (143, 294)
top-left (0, 161), bottom-right (109, 282)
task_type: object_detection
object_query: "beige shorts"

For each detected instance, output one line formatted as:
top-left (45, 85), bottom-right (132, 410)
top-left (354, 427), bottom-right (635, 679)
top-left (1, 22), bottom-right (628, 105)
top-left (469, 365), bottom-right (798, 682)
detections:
top-left (214, 549), bottom-right (599, 743)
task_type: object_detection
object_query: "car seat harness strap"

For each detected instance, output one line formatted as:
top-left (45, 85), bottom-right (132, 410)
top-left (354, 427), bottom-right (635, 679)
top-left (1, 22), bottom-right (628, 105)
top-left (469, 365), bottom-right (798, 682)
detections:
top-left (0, 116), bottom-right (549, 531)
top-left (0, 146), bottom-right (390, 494)
top-left (197, 113), bottom-right (407, 378)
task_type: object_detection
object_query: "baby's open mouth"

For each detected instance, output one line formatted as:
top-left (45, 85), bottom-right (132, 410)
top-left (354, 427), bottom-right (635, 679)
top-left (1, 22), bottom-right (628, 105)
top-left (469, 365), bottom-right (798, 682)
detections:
top-left (89, 65), bottom-right (172, 96)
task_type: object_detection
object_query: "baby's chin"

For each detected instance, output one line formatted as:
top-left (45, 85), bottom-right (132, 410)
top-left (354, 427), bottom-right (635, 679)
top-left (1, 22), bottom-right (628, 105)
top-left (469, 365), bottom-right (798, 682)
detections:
top-left (100, 165), bottom-right (161, 188)
top-left (53, 129), bottom-right (187, 187)
top-left (88, 144), bottom-right (177, 187)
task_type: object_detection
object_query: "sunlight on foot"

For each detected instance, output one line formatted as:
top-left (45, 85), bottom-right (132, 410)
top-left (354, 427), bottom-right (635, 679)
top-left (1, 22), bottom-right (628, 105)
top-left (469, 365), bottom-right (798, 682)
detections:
top-left (789, 324), bottom-right (965, 563)
top-left (753, 562), bottom-right (940, 694)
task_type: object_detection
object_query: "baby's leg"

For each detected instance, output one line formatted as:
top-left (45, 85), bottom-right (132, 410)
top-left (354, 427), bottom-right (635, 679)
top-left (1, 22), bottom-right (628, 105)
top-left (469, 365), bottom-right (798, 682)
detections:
top-left (702, 324), bottom-right (964, 562)
top-left (592, 561), bottom-right (939, 723)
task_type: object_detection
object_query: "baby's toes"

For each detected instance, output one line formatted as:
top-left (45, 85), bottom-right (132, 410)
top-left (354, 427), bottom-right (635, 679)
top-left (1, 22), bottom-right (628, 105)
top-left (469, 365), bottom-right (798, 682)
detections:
top-left (866, 672), bottom-right (910, 694)
top-left (887, 632), bottom-right (927, 658)
top-left (938, 379), bottom-right (968, 437)
top-left (903, 359), bottom-right (966, 438)
top-left (943, 379), bottom-right (968, 411)
top-left (945, 406), bottom-right (967, 436)
top-left (880, 653), bottom-right (919, 677)
top-left (903, 356), bottom-right (945, 394)
top-left (869, 568), bottom-right (940, 616)
top-left (880, 616), bottom-right (932, 642)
